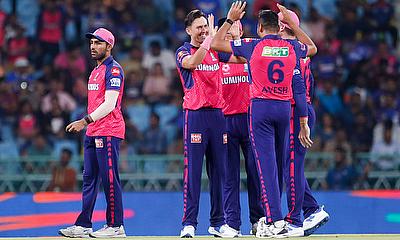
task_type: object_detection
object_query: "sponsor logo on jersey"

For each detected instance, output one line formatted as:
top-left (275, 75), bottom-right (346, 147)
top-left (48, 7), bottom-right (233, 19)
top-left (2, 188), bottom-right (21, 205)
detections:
top-left (244, 38), bottom-right (253, 42)
top-left (222, 75), bottom-right (249, 85)
top-left (88, 83), bottom-right (99, 90)
top-left (92, 72), bottom-right (99, 81)
top-left (223, 133), bottom-right (227, 144)
top-left (191, 133), bottom-right (202, 143)
top-left (244, 63), bottom-right (248, 72)
top-left (222, 64), bottom-right (230, 74)
top-left (195, 63), bottom-right (220, 71)
top-left (110, 77), bottom-right (121, 87)
top-left (293, 69), bottom-right (301, 75)
top-left (95, 138), bottom-right (103, 148)
top-left (262, 47), bottom-right (289, 57)
top-left (111, 67), bottom-right (120, 76)
top-left (233, 39), bottom-right (242, 46)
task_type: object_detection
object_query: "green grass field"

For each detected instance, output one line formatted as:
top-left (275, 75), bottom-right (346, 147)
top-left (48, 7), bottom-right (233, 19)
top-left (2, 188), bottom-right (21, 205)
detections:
top-left (2, 235), bottom-right (400, 240)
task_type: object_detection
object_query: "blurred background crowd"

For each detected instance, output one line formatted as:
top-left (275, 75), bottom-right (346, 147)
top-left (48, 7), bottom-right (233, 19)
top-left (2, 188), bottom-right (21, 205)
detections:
top-left (0, 0), bottom-right (399, 192)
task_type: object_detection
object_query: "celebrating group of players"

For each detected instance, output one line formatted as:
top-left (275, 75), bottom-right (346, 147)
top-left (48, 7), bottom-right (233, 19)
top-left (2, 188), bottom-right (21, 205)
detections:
top-left (176, 1), bottom-right (330, 238)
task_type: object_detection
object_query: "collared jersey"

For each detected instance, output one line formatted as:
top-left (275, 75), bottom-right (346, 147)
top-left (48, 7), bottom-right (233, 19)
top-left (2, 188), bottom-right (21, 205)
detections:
top-left (86, 55), bottom-right (125, 139)
top-left (175, 42), bottom-right (230, 110)
top-left (230, 35), bottom-right (307, 101)
top-left (220, 62), bottom-right (250, 115)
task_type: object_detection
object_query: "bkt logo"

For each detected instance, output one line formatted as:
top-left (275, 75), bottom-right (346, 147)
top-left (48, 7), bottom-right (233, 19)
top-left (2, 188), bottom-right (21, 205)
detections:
top-left (88, 84), bottom-right (99, 90)
top-left (262, 47), bottom-right (289, 57)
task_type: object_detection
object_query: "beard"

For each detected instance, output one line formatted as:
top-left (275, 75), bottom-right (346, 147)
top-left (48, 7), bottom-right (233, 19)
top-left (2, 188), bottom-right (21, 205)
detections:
top-left (91, 51), bottom-right (106, 61)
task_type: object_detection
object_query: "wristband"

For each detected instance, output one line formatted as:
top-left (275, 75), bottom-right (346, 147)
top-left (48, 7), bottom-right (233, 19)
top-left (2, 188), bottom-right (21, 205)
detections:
top-left (200, 36), bottom-right (212, 51)
top-left (84, 115), bottom-right (94, 125)
top-left (299, 117), bottom-right (308, 125)
top-left (225, 18), bottom-right (234, 25)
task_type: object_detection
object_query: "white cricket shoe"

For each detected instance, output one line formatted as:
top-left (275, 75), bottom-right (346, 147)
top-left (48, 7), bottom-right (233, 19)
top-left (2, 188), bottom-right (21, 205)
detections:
top-left (58, 225), bottom-right (93, 238)
top-left (303, 205), bottom-right (330, 236)
top-left (275, 223), bottom-right (304, 238)
top-left (89, 225), bottom-right (126, 238)
top-left (220, 224), bottom-right (240, 238)
top-left (180, 225), bottom-right (195, 238)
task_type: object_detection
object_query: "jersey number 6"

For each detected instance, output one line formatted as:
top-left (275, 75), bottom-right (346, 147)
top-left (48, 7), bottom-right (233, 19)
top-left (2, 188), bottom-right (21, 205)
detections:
top-left (268, 60), bottom-right (285, 84)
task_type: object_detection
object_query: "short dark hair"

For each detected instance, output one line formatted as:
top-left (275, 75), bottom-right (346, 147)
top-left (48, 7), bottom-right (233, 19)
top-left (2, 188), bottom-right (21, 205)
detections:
top-left (258, 10), bottom-right (279, 32)
top-left (184, 9), bottom-right (207, 28)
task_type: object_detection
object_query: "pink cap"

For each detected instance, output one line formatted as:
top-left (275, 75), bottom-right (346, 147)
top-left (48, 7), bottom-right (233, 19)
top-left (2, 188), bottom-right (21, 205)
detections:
top-left (278, 10), bottom-right (300, 30)
top-left (85, 28), bottom-right (115, 47)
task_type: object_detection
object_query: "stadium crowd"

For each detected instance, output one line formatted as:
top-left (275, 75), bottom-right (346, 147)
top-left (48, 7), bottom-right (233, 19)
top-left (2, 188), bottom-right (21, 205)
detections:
top-left (0, 0), bottom-right (398, 191)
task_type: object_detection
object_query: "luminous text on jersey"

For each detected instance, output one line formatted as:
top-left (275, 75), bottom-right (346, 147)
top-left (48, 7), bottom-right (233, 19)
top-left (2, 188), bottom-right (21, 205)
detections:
top-left (222, 75), bottom-right (249, 85)
top-left (195, 63), bottom-right (220, 71)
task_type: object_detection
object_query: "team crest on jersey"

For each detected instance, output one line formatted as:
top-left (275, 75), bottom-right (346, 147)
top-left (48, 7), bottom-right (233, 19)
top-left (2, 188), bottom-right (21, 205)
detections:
top-left (209, 52), bottom-right (217, 61)
top-left (191, 133), bottom-right (202, 143)
top-left (223, 133), bottom-right (228, 144)
top-left (233, 39), bottom-right (242, 46)
top-left (111, 67), bottom-right (120, 76)
top-left (95, 138), bottom-right (104, 148)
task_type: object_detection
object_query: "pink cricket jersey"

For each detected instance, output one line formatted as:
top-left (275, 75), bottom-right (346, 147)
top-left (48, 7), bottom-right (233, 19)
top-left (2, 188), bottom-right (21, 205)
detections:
top-left (86, 56), bottom-right (125, 139)
top-left (175, 42), bottom-right (231, 110)
top-left (230, 35), bottom-right (307, 101)
top-left (220, 62), bottom-right (250, 115)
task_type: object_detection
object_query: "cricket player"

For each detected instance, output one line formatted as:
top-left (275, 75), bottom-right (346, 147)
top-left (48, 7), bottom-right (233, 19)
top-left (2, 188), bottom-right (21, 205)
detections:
top-left (59, 28), bottom-right (126, 238)
top-left (211, 2), bottom-right (316, 237)
top-left (216, 18), bottom-right (264, 236)
top-left (278, 10), bottom-right (330, 236)
top-left (176, 9), bottom-right (248, 238)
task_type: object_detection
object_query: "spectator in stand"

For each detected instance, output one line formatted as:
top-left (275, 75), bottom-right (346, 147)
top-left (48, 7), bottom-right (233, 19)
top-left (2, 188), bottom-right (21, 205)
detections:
top-left (5, 57), bottom-right (36, 93)
top-left (120, 46), bottom-right (143, 74)
top-left (370, 120), bottom-right (400, 171)
top-left (37, 1), bottom-right (65, 65)
top-left (54, 42), bottom-right (87, 79)
top-left (42, 97), bottom-right (70, 141)
top-left (47, 148), bottom-right (77, 192)
top-left (41, 80), bottom-right (77, 114)
top-left (16, 100), bottom-right (38, 145)
top-left (6, 25), bottom-right (29, 64)
top-left (325, 147), bottom-right (358, 190)
top-left (370, 0), bottom-right (398, 48)
top-left (143, 63), bottom-right (171, 105)
top-left (142, 41), bottom-right (176, 80)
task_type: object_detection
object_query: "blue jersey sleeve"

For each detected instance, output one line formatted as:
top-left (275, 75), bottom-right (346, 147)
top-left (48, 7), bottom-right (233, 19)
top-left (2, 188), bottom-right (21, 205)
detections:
top-left (292, 69), bottom-right (307, 117)
top-left (292, 41), bottom-right (308, 59)
top-left (218, 51), bottom-right (231, 63)
top-left (230, 38), bottom-right (258, 61)
top-left (105, 64), bottom-right (124, 91)
top-left (175, 46), bottom-right (191, 68)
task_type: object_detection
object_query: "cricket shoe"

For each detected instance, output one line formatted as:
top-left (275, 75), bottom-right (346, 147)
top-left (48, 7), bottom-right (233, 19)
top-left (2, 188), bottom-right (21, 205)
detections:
top-left (180, 225), bottom-right (195, 238)
top-left (58, 225), bottom-right (93, 238)
top-left (89, 225), bottom-right (126, 238)
top-left (303, 205), bottom-right (330, 236)
top-left (209, 224), bottom-right (240, 237)
top-left (275, 223), bottom-right (304, 238)
top-left (256, 217), bottom-right (288, 238)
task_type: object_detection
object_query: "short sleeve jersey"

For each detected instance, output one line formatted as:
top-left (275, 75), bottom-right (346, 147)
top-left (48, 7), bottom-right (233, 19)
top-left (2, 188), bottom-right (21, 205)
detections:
top-left (220, 62), bottom-right (250, 115)
top-left (86, 56), bottom-right (125, 139)
top-left (230, 35), bottom-right (307, 101)
top-left (175, 42), bottom-right (230, 110)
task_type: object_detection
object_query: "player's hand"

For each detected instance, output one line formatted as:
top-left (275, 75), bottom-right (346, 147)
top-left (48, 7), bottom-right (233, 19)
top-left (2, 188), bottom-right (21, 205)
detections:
top-left (227, 1), bottom-right (246, 21)
top-left (230, 21), bottom-right (241, 39)
top-left (277, 4), bottom-right (294, 26)
top-left (66, 119), bottom-right (87, 133)
top-left (298, 124), bottom-right (313, 148)
top-left (207, 14), bottom-right (218, 37)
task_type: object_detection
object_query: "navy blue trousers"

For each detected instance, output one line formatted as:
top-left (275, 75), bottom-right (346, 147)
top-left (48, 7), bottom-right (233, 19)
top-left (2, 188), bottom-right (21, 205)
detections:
top-left (249, 99), bottom-right (291, 223)
top-left (75, 136), bottom-right (124, 228)
top-left (224, 113), bottom-right (264, 230)
top-left (182, 108), bottom-right (226, 228)
top-left (284, 104), bottom-right (319, 226)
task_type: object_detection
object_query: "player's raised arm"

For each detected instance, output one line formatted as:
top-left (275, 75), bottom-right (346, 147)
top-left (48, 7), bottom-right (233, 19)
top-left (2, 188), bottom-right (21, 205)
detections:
top-left (277, 3), bottom-right (317, 57)
top-left (211, 1), bottom-right (246, 53)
